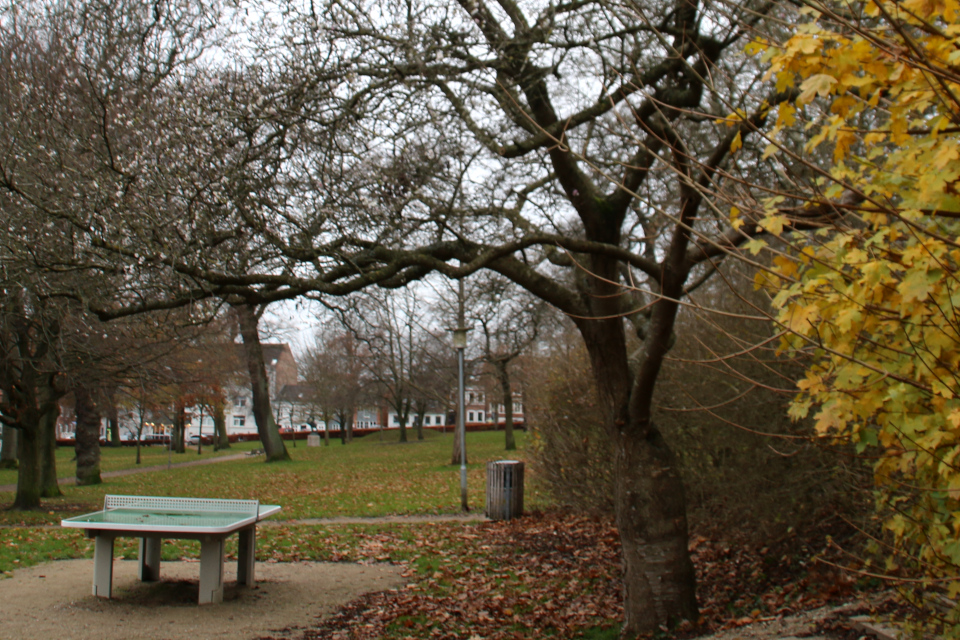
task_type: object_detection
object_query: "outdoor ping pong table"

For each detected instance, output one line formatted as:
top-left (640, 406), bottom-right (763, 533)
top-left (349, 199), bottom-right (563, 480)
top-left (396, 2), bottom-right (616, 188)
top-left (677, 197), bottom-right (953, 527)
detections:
top-left (61, 495), bottom-right (281, 604)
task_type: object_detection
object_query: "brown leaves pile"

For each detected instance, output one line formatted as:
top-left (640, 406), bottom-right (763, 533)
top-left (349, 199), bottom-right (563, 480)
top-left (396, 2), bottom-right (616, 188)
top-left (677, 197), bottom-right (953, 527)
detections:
top-left (303, 513), bottom-right (623, 639)
top-left (690, 526), bottom-right (861, 631)
top-left (264, 512), bottom-right (866, 640)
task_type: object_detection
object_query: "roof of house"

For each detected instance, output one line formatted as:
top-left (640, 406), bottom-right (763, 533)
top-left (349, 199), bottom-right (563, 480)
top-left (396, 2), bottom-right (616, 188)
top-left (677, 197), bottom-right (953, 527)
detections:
top-left (261, 344), bottom-right (294, 365)
top-left (276, 383), bottom-right (317, 403)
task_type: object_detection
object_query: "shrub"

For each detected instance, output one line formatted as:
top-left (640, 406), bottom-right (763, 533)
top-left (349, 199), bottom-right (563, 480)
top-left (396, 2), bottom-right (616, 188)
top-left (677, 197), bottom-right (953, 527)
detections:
top-left (525, 268), bottom-right (871, 543)
top-left (525, 337), bottom-right (614, 515)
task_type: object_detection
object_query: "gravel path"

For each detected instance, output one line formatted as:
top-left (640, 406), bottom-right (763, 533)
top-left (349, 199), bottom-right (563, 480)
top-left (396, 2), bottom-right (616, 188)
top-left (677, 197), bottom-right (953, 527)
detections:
top-left (1, 559), bottom-right (900, 640)
top-left (1, 558), bottom-right (402, 640)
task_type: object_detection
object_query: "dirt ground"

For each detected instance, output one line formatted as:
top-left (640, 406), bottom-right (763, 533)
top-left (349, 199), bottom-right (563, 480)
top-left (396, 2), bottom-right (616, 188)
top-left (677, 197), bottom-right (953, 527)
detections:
top-left (0, 558), bottom-right (403, 640)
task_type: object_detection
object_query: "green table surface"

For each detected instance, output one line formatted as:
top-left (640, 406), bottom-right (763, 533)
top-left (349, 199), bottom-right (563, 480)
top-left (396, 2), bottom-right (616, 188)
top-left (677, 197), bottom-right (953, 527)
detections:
top-left (61, 505), bottom-right (281, 534)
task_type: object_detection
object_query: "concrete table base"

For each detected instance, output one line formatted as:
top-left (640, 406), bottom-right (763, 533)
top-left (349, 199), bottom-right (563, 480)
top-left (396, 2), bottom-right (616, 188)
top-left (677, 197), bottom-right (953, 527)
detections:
top-left (87, 524), bottom-right (262, 604)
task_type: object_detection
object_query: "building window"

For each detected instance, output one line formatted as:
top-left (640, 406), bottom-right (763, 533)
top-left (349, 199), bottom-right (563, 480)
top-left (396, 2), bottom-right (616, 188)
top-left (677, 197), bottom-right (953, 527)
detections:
top-left (233, 416), bottom-right (245, 427)
top-left (424, 416), bottom-right (430, 425)
top-left (468, 411), bottom-right (474, 422)
top-left (235, 397), bottom-right (246, 408)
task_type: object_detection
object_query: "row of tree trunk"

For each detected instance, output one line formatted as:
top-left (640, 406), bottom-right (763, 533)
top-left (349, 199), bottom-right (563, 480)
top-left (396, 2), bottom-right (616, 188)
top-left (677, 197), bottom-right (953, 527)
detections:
top-left (3, 304), bottom-right (291, 510)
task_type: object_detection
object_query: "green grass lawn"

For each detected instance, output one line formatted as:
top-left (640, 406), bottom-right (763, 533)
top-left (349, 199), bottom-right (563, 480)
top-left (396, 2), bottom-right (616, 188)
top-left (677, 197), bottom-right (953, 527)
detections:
top-left (0, 429), bottom-right (585, 639)
top-left (0, 429), bottom-right (546, 525)
top-left (0, 438), bottom-right (262, 487)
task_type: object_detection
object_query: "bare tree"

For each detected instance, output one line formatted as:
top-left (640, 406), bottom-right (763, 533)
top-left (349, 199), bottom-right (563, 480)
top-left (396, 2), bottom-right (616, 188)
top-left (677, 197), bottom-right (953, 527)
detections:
top-left (0, 290), bottom-right (69, 508)
top-left (408, 331), bottom-right (457, 441)
top-left (337, 289), bottom-right (437, 444)
top-left (0, 0), bottom-right (832, 630)
top-left (304, 327), bottom-right (366, 445)
top-left (239, 1), bottom-right (798, 628)
top-left (232, 304), bottom-right (290, 461)
top-left (468, 275), bottom-right (554, 450)
top-left (0, 0), bottom-right (225, 506)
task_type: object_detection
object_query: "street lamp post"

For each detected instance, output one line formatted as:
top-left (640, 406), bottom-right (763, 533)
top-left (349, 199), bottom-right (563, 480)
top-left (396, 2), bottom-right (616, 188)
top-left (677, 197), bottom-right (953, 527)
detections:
top-left (453, 325), bottom-right (468, 511)
top-left (451, 279), bottom-right (469, 512)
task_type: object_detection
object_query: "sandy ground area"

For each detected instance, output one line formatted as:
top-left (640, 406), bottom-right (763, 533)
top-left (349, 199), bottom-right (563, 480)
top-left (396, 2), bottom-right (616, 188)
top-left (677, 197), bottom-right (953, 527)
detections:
top-left (0, 558), bottom-right (403, 640)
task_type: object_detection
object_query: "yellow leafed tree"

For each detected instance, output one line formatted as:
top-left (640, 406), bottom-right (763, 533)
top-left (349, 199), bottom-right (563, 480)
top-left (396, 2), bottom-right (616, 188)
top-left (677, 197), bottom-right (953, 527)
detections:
top-left (755, 0), bottom-right (960, 632)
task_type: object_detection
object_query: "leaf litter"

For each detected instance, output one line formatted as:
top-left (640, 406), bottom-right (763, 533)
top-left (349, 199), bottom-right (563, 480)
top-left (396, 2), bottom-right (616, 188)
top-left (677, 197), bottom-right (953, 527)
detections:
top-left (256, 510), bottom-right (879, 640)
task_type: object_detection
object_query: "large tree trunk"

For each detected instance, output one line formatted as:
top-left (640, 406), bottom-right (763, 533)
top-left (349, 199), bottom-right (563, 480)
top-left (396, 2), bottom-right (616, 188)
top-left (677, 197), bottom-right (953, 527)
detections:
top-left (105, 389), bottom-right (121, 447)
top-left (414, 405), bottom-right (426, 441)
top-left (235, 304), bottom-right (289, 462)
top-left (13, 421), bottom-right (41, 510)
top-left (578, 264), bottom-right (698, 634)
top-left (0, 425), bottom-right (16, 469)
top-left (11, 370), bottom-right (64, 508)
top-left (172, 401), bottom-right (186, 454)
top-left (74, 385), bottom-right (103, 486)
top-left (397, 400), bottom-right (408, 443)
top-left (214, 401), bottom-right (229, 450)
top-left (615, 425), bottom-right (697, 632)
top-left (494, 361), bottom-right (516, 451)
top-left (16, 402), bottom-right (62, 506)
top-left (39, 402), bottom-right (61, 498)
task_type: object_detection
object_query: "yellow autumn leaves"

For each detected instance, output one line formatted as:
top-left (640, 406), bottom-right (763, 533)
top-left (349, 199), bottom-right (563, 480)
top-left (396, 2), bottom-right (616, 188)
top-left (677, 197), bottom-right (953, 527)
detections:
top-left (752, 0), bottom-right (960, 629)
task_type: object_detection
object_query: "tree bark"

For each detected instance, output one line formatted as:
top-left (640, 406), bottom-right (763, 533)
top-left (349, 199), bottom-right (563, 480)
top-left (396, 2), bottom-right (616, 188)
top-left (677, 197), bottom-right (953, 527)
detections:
top-left (10, 369), bottom-right (64, 508)
top-left (172, 401), bottom-right (186, 454)
top-left (397, 399), bottom-right (408, 443)
top-left (214, 401), bottom-right (229, 450)
top-left (0, 425), bottom-right (16, 469)
top-left (14, 401), bottom-right (62, 506)
top-left (74, 385), bottom-right (103, 486)
top-left (414, 405), bottom-right (426, 441)
top-left (494, 361), bottom-right (516, 451)
top-left (105, 388), bottom-right (121, 447)
top-left (39, 401), bottom-right (61, 498)
top-left (576, 258), bottom-right (699, 634)
top-left (13, 423), bottom-right (41, 510)
top-left (615, 425), bottom-right (698, 631)
top-left (235, 304), bottom-right (290, 462)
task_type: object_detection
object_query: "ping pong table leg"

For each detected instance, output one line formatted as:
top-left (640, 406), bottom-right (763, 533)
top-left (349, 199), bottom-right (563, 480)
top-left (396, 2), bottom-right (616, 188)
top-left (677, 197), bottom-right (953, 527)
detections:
top-left (138, 536), bottom-right (161, 581)
top-left (198, 537), bottom-right (224, 604)
top-left (237, 526), bottom-right (256, 586)
top-left (92, 534), bottom-right (115, 598)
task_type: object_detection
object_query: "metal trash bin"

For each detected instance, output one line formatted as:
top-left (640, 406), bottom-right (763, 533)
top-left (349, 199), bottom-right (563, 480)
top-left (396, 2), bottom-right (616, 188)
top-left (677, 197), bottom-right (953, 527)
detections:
top-left (486, 460), bottom-right (524, 520)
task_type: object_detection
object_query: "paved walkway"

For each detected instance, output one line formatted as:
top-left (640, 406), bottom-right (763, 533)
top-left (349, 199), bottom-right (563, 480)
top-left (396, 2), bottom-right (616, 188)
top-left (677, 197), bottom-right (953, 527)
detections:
top-left (0, 451), bottom-right (253, 493)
